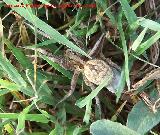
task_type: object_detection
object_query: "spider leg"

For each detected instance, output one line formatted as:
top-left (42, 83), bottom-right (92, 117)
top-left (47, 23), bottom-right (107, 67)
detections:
top-left (66, 30), bottom-right (86, 50)
top-left (54, 69), bottom-right (80, 109)
top-left (95, 95), bottom-right (102, 119)
top-left (36, 48), bottom-right (69, 69)
top-left (88, 33), bottom-right (105, 58)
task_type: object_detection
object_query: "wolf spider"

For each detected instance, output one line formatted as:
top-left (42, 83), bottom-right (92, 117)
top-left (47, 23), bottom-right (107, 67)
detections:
top-left (37, 33), bottom-right (121, 109)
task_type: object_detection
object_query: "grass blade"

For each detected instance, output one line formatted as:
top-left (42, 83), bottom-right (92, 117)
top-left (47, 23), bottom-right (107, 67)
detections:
top-left (3, 37), bottom-right (32, 69)
top-left (0, 79), bottom-right (20, 91)
top-left (3, 0), bottom-right (90, 58)
top-left (96, 0), bottom-right (116, 25)
top-left (0, 113), bottom-right (49, 123)
top-left (116, 12), bottom-right (130, 100)
top-left (135, 30), bottom-right (160, 55)
top-left (137, 17), bottom-right (160, 31)
top-left (119, 0), bottom-right (137, 27)
top-left (0, 52), bottom-right (26, 87)
top-left (131, 27), bottom-right (148, 51)
top-left (39, 53), bottom-right (72, 80)
top-left (76, 74), bottom-right (113, 108)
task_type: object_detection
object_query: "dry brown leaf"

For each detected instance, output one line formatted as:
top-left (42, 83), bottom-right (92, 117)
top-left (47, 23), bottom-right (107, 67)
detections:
top-left (132, 68), bottom-right (160, 90)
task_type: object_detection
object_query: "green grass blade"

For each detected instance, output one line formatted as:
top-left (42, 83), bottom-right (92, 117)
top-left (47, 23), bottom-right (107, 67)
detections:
top-left (137, 17), bottom-right (160, 31)
top-left (83, 100), bottom-right (92, 124)
top-left (38, 109), bottom-right (56, 123)
top-left (116, 19), bottom-right (160, 102)
top-left (0, 79), bottom-right (20, 91)
top-left (3, 37), bottom-right (32, 69)
top-left (16, 103), bottom-right (33, 133)
top-left (132, 0), bottom-right (145, 10)
top-left (3, 0), bottom-right (90, 58)
top-left (96, 0), bottom-right (116, 25)
top-left (131, 27), bottom-right (148, 51)
top-left (39, 54), bottom-right (72, 80)
top-left (26, 39), bottom-right (57, 48)
top-left (38, 0), bottom-right (52, 5)
top-left (76, 74), bottom-right (113, 108)
top-left (0, 113), bottom-right (49, 123)
top-left (135, 30), bottom-right (160, 55)
top-left (117, 12), bottom-right (130, 99)
top-left (0, 89), bottom-right (10, 96)
top-left (119, 0), bottom-right (137, 27)
top-left (26, 70), bottom-right (56, 105)
top-left (0, 52), bottom-right (26, 87)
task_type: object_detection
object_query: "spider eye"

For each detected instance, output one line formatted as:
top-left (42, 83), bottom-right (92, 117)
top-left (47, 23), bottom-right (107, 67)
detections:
top-left (66, 49), bottom-right (71, 53)
top-left (69, 50), bottom-right (72, 53)
top-left (66, 49), bottom-right (74, 55)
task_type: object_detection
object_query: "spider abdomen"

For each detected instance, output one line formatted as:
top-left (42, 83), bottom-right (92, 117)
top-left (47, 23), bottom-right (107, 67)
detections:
top-left (83, 59), bottom-right (113, 86)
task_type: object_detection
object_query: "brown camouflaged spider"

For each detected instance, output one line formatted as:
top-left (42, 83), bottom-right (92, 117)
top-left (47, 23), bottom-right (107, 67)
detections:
top-left (37, 33), bottom-right (121, 108)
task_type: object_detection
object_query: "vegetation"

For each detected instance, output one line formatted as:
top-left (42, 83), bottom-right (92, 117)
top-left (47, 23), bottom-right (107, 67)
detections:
top-left (0, 0), bottom-right (160, 134)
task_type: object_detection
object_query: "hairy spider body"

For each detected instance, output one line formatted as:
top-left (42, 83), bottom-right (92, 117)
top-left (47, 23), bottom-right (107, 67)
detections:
top-left (64, 49), bottom-right (85, 70)
top-left (63, 50), bottom-right (114, 88)
top-left (83, 59), bottom-right (113, 86)
top-left (37, 33), bottom-right (121, 109)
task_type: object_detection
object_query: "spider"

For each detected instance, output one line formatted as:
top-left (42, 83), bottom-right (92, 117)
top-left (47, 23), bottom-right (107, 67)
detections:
top-left (37, 33), bottom-right (121, 109)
